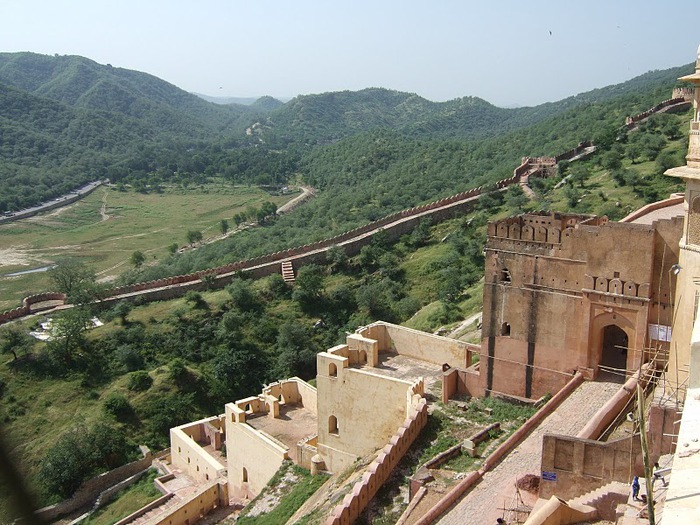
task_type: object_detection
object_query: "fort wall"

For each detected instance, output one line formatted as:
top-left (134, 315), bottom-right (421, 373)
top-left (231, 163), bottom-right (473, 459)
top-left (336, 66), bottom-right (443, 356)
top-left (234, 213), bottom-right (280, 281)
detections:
top-left (358, 321), bottom-right (472, 367)
top-left (170, 415), bottom-right (226, 484)
top-left (325, 397), bottom-right (428, 525)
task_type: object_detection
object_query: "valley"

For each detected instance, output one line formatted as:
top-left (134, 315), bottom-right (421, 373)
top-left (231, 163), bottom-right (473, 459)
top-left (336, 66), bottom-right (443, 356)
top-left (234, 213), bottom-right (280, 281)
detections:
top-left (0, 49), bottom-right (695, 523)
top-left (0, 182), bottom-right (295, 311)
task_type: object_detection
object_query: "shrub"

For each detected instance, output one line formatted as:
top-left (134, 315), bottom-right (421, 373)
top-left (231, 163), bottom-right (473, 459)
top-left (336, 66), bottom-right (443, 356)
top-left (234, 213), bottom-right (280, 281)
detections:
top-left (103, 392), bottom-right (133, 420)
top-left (127, 370), bottom-right (153, 391)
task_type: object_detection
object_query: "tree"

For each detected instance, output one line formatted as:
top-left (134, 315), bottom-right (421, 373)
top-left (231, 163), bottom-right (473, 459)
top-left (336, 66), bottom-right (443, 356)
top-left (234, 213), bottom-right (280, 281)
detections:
top-left (112, 300), bottom-right (132, 325)
top-left (602, 150), bottom-right (622, 171)
top-left (569, 165), bottom-right (590, 188)
top-left (227, 279), bottom-right (262, 314)
top-left (292, 265), bottom-right (325, 310)
top-left (325, 245), bottom-right (348, 273)
top-left (48, 306), bottom-right (93, 364)
top-left (505, 185), bottom-right (528, 213)
top-left (48, 259), bottom-right (98, 304)
top-left (220, 219), bottom-right (229, 235)
top-left (557, 160), bottom-right (570, 177)
top-left (0, 324), bottom-right (32, 361)
top-left (275, 322), bottom-right (317, 379)
top-left (167, 243), bottom-right (179, 255)
top-left (40, 423), bottom-right (135, 498)
top-left (130, 250), bottom-right (146, 268)
top-left (211, 341), bottom-right (267, 400)
top-left (186, 230), bottom-right (203, 245)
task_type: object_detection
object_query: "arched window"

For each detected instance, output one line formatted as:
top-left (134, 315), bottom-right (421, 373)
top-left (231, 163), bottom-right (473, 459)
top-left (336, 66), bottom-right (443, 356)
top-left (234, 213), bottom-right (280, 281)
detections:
top-left (245, 403), bottom-right (251, 412)
top-left (329, 363), bottom-right (338, 377)
top-left (359, 350), bottom-right (367, 363)
top-left (242, 467), bottom-right (248, 483)
top-left (329, 415), bottom-right (339, 435)
top-left (501, 322), bottom-right (511, 336)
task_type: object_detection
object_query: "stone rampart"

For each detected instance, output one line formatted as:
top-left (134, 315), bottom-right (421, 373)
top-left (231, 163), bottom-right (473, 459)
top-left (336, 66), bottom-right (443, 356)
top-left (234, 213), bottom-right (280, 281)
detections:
top-left (625, 97), bottom-right (691, 129)
top-left (0, 137), bottom-right (605, 324)
top-left (325, 397), bottom-right (428, 525)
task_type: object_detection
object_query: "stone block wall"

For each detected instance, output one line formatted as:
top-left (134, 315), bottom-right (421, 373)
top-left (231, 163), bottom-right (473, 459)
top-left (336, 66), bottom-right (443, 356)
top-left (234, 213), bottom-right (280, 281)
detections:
top-left (539, 433), bottom-right (642, 501)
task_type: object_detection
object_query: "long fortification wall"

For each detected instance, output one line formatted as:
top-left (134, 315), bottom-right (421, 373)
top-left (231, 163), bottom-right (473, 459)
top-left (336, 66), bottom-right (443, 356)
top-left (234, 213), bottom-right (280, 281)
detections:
top-left (0, 180), bottom-right (105, 225)
top-left (0, 141), bottom-right (596, 324)
top-left (0, 95), bottom-right (675, 326)
top-left (624, 97), bottom-right (692, 129)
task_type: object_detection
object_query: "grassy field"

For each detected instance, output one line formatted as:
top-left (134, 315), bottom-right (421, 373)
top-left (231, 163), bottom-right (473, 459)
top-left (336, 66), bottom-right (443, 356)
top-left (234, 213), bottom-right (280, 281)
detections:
top-left (0, 183), bottom-right (294, 311)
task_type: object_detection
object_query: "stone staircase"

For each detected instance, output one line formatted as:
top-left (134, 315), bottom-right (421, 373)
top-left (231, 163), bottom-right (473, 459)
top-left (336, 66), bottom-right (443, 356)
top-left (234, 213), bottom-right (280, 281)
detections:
top-left (281, 260), bottom-right (295, 282)
top-left (568, 480), bottom-right (629, 521)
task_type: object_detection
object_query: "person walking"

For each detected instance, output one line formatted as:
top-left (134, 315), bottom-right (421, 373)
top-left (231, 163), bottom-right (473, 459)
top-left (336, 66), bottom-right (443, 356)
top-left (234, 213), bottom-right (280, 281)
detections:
top-left (632, 476), bottom-right (640, 501)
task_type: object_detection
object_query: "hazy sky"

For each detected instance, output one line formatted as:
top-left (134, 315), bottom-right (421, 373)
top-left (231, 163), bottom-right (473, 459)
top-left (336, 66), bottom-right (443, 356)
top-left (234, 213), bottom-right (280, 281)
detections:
top-left (1, 1), bottom-right (698, 107)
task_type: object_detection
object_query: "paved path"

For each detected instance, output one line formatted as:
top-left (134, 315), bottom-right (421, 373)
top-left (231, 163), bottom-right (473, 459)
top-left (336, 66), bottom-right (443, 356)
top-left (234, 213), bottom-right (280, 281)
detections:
top-left (437, 378), bottom-right (622, 525)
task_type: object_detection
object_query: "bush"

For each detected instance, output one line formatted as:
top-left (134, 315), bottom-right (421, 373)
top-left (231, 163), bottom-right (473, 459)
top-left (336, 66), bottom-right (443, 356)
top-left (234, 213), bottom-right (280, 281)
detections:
top-left (184, 291), bottom-right (208, 309)
top-left (169, 358), bottom-right (189, 384)
top-left (115, 344), bottom-right (144, 371)
top-left (127, 370), bottom-right (153, 391)
top-left (103, 392), bottom-right (133, 420)
top-left (40, 423), bottom-right (136, 498)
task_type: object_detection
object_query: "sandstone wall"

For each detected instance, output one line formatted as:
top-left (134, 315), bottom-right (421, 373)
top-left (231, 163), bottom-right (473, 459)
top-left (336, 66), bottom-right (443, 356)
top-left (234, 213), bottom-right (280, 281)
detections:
top-left (325, 398), bottom-right (428, 525)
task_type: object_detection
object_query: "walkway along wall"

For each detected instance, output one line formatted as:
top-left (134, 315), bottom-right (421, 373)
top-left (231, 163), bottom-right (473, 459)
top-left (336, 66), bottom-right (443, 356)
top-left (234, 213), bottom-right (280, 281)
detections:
top-left (412, 372), bottom-right (584, 525)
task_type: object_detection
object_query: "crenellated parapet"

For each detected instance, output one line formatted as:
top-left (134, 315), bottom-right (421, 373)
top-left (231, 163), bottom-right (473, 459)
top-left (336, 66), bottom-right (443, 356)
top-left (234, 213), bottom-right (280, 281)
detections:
top-left (488, 212), bottom-right (607, 245)
top-left (583, 275), bottom-right (650, 299)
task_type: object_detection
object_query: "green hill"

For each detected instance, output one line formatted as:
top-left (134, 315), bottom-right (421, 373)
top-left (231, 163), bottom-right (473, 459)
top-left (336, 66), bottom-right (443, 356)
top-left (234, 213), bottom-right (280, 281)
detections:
top-left (0, 52), bottom-right (251, 133)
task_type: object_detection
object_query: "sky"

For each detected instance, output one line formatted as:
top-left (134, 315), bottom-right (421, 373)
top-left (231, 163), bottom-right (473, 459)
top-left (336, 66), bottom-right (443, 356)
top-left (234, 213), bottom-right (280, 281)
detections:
top-left (1, 0), bottom-right (698, 107)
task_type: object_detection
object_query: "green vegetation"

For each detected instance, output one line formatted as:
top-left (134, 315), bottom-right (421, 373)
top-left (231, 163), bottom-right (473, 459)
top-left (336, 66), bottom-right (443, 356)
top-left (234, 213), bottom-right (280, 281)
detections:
top-left (0, 50), bottom-right (695, 521)
top-left (237, 463), bottom-right (328, 525)
top-left (83, 469), bottom-right (161, 525)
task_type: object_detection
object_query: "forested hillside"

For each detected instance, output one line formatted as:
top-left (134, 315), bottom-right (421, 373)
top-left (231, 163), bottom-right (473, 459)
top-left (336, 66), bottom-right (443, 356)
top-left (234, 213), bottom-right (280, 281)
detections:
top-left (0, 51), bottom-right (695, 520)
top-left (122, 65), bottom-right (692, 284)
top-left (0, 52), bottom-right (691, 216)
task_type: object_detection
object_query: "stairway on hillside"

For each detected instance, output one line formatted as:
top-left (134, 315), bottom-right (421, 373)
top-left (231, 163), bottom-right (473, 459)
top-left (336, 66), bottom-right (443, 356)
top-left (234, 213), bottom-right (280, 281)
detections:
top-left (281, 260), bottom-right (295, 282)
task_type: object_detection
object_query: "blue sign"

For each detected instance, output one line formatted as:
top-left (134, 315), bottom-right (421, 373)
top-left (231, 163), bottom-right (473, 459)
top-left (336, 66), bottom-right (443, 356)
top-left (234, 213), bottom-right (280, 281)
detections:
top-left (542, 471), bottom-right (557, 481)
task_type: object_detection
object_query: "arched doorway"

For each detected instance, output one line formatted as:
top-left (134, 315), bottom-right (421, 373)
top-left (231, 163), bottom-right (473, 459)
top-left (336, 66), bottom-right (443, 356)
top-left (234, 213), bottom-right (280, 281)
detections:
top-left (600, 325), bottom-right (628, 382)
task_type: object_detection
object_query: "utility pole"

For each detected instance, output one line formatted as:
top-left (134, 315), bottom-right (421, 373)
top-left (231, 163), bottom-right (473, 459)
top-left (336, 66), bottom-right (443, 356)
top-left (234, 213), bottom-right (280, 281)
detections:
top-left (637, 382), bottom-right (655, 524)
